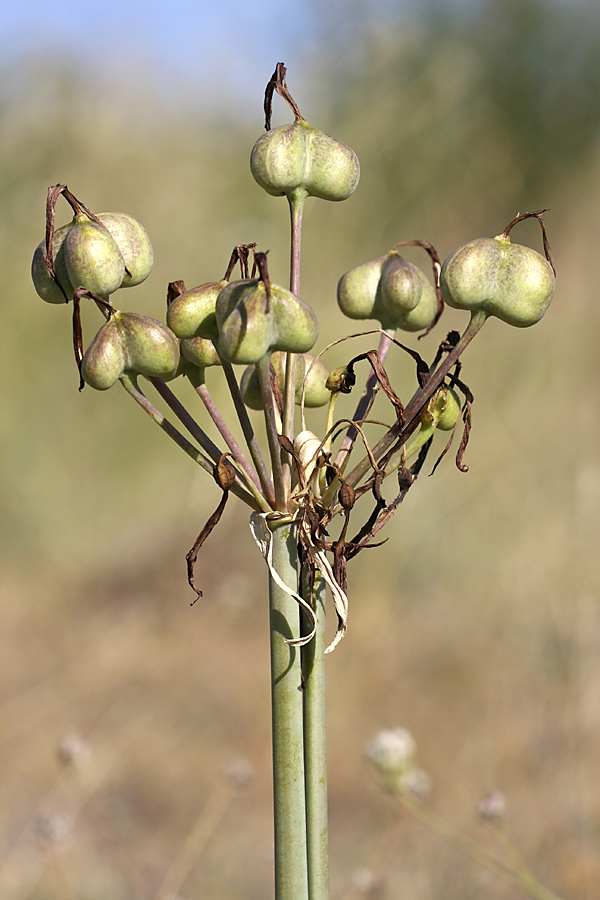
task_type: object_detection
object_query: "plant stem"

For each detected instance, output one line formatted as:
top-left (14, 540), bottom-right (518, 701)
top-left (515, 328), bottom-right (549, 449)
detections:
top-left (282, 189), bottom-right (307, 497)
top-left (221, 359), bottom-right (276, 507)
top-left (149, 377), bottom-right (270, 511)
top-left (148, 376), bottom-right (223, 463)
top-left (269, 520), bottom-right (309, 900)
top-left (256, 355), bottom-right (287, 511)
top-left (193, 376), bottom-right (262, 490)
top-left (301, 568), bottom-right (329, 900)
top-left (397, 791), bottom-right (567, 900)
top-left (119, 374), bottom-right (259, 510)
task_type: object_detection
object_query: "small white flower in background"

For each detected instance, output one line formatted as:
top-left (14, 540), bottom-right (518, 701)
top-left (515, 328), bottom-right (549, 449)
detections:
top-left (350, 866), bottom-right (381, 896)
top-left (364, 727), bottom-right (417, 792)
top-left (477, 791), bottom-right (506, 821)
top-left (34, 813), bottom-right (72, 849)
top-left (404, 766), bottom-right (432, 800)
top-left (56, 733), bottom-right (91, 769)
top-left (224, 757), bottom-right (254, 790)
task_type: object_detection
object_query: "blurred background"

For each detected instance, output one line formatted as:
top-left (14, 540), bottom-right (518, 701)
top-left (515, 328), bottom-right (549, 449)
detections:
top-left (2, 0), bottom-right (600, 897)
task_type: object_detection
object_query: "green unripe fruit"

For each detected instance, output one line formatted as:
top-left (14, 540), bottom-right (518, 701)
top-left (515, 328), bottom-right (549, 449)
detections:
top-left (181, 336), bottom-right (221, 370)
top-left (31, 222), bottom-right (75, 304)
top-left (301, 355), bottom-right (331, 407)
top-left (240, 352), bottom-right (330, 410)
top-left (64, 217), bottom-right (125, 297)
top-left (377, 252), bottom-right (422, 323)
top-left (81, 312), bottom-right (180, 390)
top-left (81, 317), bottom-right (126, 390)
top-left (166, 281), bottom-right (226, 342)
top-left (440, 235), bottom-right (555, 328)
top-left (337, 252), bottom-right (438, 332)
top-left (427, 385), bottom-right (461, 431)
top-left (216, 279), bottom-right (318, 365)
top-left (250, 119), bottom-right (360, 202)
top-left (216, 280), bottom-right (273, 364)
top-left (96, 212), bottom-right (153, 287)
top-left (116, 312), bottom-right (180, 380)
top-left (337, 257), bottom-right (385, 321)
top-left (395, 273), bottom-right (438, 333)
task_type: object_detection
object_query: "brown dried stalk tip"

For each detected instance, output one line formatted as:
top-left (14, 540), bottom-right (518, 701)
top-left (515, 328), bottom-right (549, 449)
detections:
top-left (214, 455), bottom-right (237, 491)
top-left (263, 62), bottom-right (303, 131)
top-left (253, 249), bottom-right (272, 310)
top-left (186, 454), bottom-right (237, 603)
top-left (167, 280), bottom-right (187, 307)
top-left (223, 243), bottom-right (257, 282)
top-left (502, 209), bottom-right (555, 276)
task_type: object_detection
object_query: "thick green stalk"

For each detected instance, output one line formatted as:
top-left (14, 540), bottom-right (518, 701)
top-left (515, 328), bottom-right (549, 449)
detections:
top-left (301, 569), bottom-right (329, 900)
top-left (269, 521), bottom-right (309, 900)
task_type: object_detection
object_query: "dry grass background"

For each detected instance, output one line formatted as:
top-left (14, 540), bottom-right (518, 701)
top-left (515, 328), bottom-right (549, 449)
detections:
top-left (2, 3), bottom-right (600, 897)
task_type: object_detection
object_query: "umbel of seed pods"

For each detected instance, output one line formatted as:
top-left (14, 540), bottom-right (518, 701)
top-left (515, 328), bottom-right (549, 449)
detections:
top-left (31, 70), bottom-right (555, 616)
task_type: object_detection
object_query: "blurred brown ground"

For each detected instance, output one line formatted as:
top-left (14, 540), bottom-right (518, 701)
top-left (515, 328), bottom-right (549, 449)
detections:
top-left (2, 3), bottom-right (600, 897)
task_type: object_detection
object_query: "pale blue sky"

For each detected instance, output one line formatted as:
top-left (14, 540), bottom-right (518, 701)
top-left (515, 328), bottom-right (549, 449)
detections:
top-left (2, 0), bottom-right (590, 116)
top-left (1, 0), bottom-right (364, 111)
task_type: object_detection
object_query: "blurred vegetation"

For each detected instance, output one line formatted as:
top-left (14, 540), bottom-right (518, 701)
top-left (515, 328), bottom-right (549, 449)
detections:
top-left (2, 0), bottom-right (600, 897)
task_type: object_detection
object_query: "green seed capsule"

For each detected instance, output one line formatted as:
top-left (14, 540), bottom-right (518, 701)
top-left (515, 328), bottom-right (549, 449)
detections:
top-left (31, 222), bottom-right (75, 304)
top-left (240, 352), bottom-right (330, 410)
top-left (115, 312), bottom-right (180, 380)
top-left (64, 217), bottom-right (125, 297)
top-left (96, 212), bottom-right (153, 287)
top-left (337, 257), bottom-right (386, 321)
top-left (250, 119), bottom-right (360, 202)
top-left (166, 281), bottom-right (226, 342)
top-left (337, 252), bottom-right (438, 333)
top-left (376, 252), bottom-right (423, 326)
top-left (216, 280), bottom-right (275, 365)
top-left (81, 317), bottom-right (126, 390)
top-left (216, 279), bottom-right (318, 365)
top-left (440, 235), bottom-right (555, 328)
top-left (394, 273), bottom-right (438, 333)
top-left (181, 336), bottom-right (221, 370)
top-left (427, 385), bottom-right (461, 431)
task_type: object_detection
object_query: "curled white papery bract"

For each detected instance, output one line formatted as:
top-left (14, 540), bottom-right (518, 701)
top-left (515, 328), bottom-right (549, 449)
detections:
top-left (248, 511), bottom-right (316, 647)
top-left (248, 511), bottom-right (349, 653)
